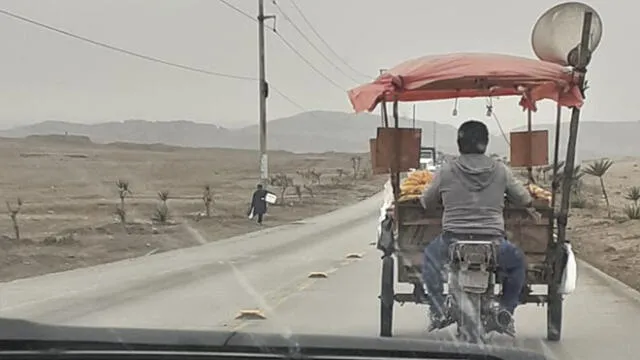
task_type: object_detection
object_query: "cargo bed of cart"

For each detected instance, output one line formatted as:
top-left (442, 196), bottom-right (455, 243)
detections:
top-left (378, 197), bottom-right (565, 338)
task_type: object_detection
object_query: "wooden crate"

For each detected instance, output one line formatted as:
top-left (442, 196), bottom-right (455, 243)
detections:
top-left (395, 199), bottom-right (551, 284)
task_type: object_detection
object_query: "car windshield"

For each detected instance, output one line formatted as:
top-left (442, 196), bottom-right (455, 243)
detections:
top-left (0, 1), bottom-right (633, 359)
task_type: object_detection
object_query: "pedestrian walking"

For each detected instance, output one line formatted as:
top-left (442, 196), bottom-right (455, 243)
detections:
top-left (247, 184), bottom-right (270, 225)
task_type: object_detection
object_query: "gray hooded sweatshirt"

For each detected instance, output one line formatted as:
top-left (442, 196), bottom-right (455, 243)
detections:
top-left (420, 154), bottom-right (532, 236)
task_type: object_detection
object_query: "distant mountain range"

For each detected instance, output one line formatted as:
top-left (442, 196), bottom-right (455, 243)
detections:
top-left (1, 111), bottom-right (638, 160)
top-left (0, 111), bottom-right (484, 155)
top-left (511, 121), bottom-right (640, 161)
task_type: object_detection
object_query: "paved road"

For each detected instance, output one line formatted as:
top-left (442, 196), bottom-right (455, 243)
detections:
top-left (0, 193), bottom-right (639, 359)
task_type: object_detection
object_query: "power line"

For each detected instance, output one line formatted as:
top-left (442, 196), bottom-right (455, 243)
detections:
top-left (0, 7), bottom-right (311, 113)
top-left (0, 8), bottom-right (256, 81)
top-left (272, 31), bottom-right (346, 91)
top-left (271, 0), bottom-right (361, 84)
top-left (213, 1), bottom-right (318, 112)
top-left (216, 0), bottom-right (346, 91)
top-left (491, 112), bottom-right (511, 146)
top-left (286, 0), bottom-right (371, 80)
top-left (271, 87), bottom-right (305, 112)
top-left (217, 0), bottom-right (255, 22)
top-left (216, 0), bottom-right (368, 85)
top-left (217, 0), bottom-right (274, 31)
top-left (491, 111), bottom-right (511, 146)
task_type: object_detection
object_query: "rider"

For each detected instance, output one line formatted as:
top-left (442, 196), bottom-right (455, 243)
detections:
top-left (420, 119), bottom-right (532, 335)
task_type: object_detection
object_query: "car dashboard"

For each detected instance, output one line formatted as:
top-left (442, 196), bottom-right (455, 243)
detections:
top-left (0, 318), bottom-right (548, 360)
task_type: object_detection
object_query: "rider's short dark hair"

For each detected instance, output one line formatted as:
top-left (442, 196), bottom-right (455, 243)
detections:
top-left (457, 120), bottom-right (489, 154)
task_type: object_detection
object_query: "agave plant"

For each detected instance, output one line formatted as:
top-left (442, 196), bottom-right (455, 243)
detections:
top-left (583, 159), bottom-right (614, 218)
top-left (116, 179), bottom-right (132, 224)
top-left (624, 186), bottom-right (640, 207)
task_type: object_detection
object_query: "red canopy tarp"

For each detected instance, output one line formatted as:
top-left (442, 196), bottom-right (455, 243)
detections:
top-left (348, 52), bottom-right (584, 113)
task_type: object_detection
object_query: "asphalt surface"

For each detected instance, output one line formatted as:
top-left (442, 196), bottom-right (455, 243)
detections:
top-left (0, 192), bottom-right (639, 359)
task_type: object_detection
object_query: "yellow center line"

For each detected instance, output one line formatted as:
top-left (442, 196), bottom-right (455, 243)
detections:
top-left (228, 250), bottom-right (371, 331)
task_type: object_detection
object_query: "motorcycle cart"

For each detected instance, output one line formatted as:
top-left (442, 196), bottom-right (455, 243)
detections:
top-left (348, 49), bottom-right (591, 341)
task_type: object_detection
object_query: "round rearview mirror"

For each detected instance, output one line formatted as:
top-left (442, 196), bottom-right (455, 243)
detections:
top-left (531, 2), bottom-right (603, 67)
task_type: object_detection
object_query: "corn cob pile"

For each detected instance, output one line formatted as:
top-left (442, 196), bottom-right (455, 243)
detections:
top-left (527, 183), bottom-right (552, 204)
top-left (398, 170), bottom-right (433, 202)
top-left (395, 170), bottom-right (551, 204)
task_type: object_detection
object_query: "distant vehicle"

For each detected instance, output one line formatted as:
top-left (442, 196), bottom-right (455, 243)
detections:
top-left (419, 146), bottom-right (439, 172)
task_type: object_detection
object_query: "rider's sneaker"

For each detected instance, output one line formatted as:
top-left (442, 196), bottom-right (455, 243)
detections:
top-left (427, 312), bottom-right (454, 332)
top-left (505, 319), bottom-right (516, 337)
top-left (496, 314), bottom-right (516, 337)
top-left (427, 312), bottom-right (443, 332)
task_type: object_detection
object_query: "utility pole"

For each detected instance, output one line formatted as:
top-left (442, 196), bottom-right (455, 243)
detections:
top-left (412, 104), bottom-right (416, 128)
top-left (258, 0), bottom-right (275, 185)
top-left (378, 69), bottom-right (387, 126)
top-left (432, 121), bottom-right (438, 163)
top-left (433, 121), bottom-right (437, 148)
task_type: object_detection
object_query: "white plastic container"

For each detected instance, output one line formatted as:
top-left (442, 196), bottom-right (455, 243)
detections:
top-left (265, 193), bottom-right (277, 204)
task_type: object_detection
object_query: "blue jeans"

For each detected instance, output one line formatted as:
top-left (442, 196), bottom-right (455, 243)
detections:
top-left (422, 232), bottom-right (526, 317)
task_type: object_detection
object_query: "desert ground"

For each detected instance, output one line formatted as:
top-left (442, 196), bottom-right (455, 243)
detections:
top-left (528, 157), bottom-right (640, 291)
top-left (2, 135), bottom-right (640, 295)
top-left (549, 157), bottom-right (640, 291)
top-left (0, 135), bottom-right (385, 282)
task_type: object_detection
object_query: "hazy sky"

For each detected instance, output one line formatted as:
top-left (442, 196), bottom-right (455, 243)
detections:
top-left (0, 0), bottom-right (632, 134)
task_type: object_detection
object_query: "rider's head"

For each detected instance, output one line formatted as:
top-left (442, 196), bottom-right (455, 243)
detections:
top-left (457, 120), bottom-right (489, 155)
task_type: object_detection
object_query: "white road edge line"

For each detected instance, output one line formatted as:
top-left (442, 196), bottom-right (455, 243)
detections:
top-left (577, 259), bottom-right (640, 303)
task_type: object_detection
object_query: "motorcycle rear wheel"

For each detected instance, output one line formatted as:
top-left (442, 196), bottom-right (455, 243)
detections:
top-left (456, 293), bottom-right (485, 344)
